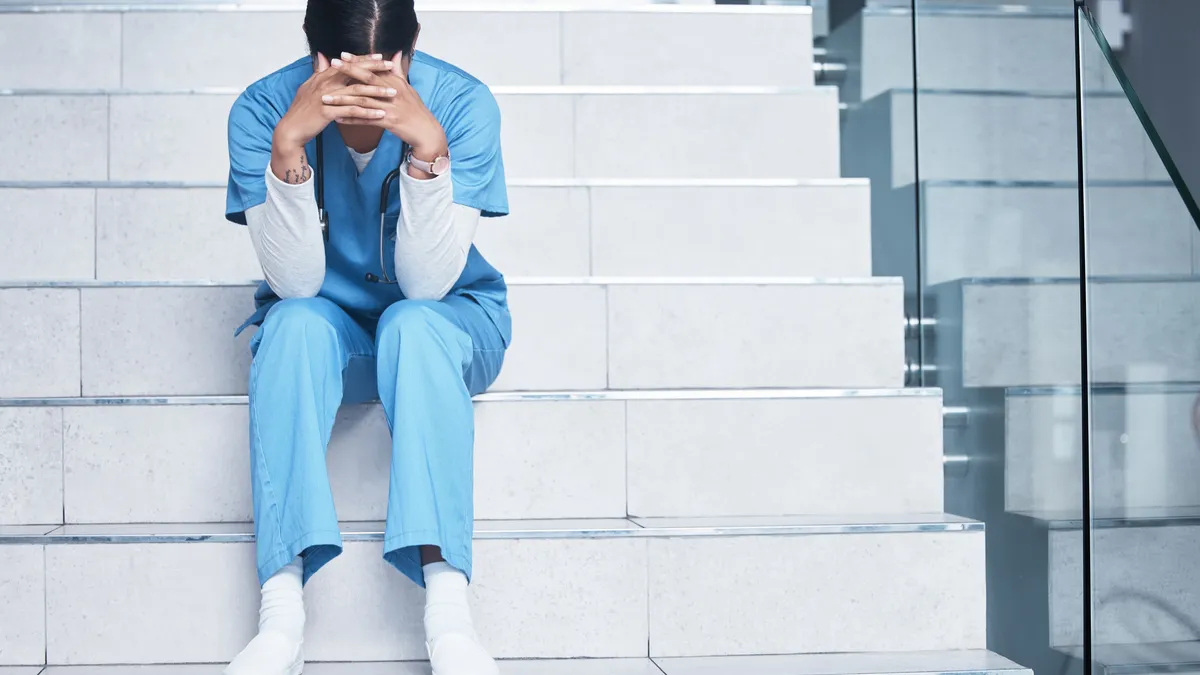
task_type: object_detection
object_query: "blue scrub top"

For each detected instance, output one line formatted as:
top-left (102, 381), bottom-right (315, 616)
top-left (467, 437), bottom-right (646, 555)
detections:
top-left (225, 52), bottom-right (511, 346)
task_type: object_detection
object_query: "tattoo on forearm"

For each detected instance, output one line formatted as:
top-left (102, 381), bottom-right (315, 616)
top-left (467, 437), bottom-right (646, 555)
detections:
top-left (285, 152), bottom-right (313, 185)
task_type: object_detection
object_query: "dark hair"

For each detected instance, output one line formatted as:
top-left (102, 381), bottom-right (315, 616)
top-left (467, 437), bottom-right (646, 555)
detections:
top-left (304, 0), bottom-right (418, 60)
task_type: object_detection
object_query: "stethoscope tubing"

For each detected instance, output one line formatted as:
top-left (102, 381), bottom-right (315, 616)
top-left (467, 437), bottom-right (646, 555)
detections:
top-left (314, 133), bottom-right (406, 284)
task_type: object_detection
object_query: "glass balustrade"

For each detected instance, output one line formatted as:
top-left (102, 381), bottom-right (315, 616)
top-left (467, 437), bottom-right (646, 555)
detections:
top-left (1078, 4), bottom-right (1200, 673)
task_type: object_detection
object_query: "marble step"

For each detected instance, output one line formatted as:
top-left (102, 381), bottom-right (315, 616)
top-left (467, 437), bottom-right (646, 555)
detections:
top-left (1004, 384), bottom-right (1200, 515)
top-left (828, 4), bottom-right (1119, 104)
top-left (654, 651), bottom-right (1029, 675)
top-left (0, 278), bottom-right (906, 398)
top-left (0, 179), bottom-right (872, 281)
top-left (926, 275), bottom-right (1200, 389)
top-left (0, 649), bottom-right (1033, 674)
top-left (0, 4), bottom-right (814, 89)
top-left (1016, 510), bottom-right (1200, 649)
top-left (0, 388), bottom-right (944, 526)
top-left (0, 87), bottom-right (840, 182)
top-left (1060, 641), bottom-right (1200, 675)
top-left (0, 516), bottom-right (987, 665)
top-left (842, 89), bottom-right (1163, 188)
top-left (866, 180), bottom-right (1199, 297)
top-left (912, 181), bottom-right (1198, 286)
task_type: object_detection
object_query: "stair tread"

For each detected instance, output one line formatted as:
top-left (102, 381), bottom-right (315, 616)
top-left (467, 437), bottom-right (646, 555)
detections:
top-left (1, 514), bottom-right (982, 543)
top-left (1012, 505), bottom-right (1200, 528)
top-left (0, 3), bottom-right (814, 14)
top-left (0, 524), bottom-right (57, 536)
top-left (631, 513), bottom-right (977, 529)
top-left (947, 272), bottom-right (1200, 287)
top-left (0, 276), bottom-right (902, 288)
top-left (27, 664), bottom-right (661, 675)
top-left (0, 387), bottom-right (942, 408)
top-left (1058, 641), bottom-right (1200, 671)
top-left (656, 650), bottom-right (1029, 674)
top-left (1, 85), bottom-right (826, 95)
top-left (19, 651), bottom-right (1031, 674)
top-left (0, 178), bottom-right (869, 188)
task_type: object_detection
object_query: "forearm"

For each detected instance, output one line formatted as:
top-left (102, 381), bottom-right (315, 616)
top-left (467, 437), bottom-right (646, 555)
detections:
top-left (270, 128), bottom-right (313, 185)
top-left (394, 166), bottom-right (479, 301)
top-left (246, 164), bottom-right (326, 299)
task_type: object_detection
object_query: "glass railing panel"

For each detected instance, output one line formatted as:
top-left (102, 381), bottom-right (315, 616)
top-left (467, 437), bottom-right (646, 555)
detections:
top-left (1078, 6), bottom-right (1200, 673)
top-left (913, 3), bottom-right (1086, 675)
top-left (826, 1), bottom-right (921, 380)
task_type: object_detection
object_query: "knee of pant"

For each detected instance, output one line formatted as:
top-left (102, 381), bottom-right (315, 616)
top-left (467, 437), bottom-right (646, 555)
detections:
top-left (377, 300), bottom-right (466, 359)
top-left (378, 299), bottom-right (443, 342)
top-left (259, 297), bottom-right (341, 350)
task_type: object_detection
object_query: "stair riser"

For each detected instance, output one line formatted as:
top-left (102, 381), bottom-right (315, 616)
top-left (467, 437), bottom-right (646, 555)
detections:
top-left (0, 532), bottom-right (984, 665)
top-left (649, 532), bottom-right (985, 657)
top-left (0, 184), bottom-right (872, 282)
top-left (1006, 389), bottom-right (1200, 514)
top-left (0, 9), bottom-right (813, 90)
top-left (0, 283), bottom-right (904, 398)
top-left (1051, 526), bottom-right (1200, 646)
top-left (928, 278), bottom-right (1200, 388)
top-left (831, 10), bottom-right (1118, 103)
top-left (0, 91), bottom-right (840, 182)
top-left (848, 91), bottom-right (1163, 186)
top-left (0, 394), bottom-right (942, 526)
top-left (918, 183), bottom-right (1196, 285)
top-left (0, 547), bottom-right (41, 666)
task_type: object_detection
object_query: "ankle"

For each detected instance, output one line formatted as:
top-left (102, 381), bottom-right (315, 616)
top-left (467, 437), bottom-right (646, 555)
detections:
top-left (423, 562), bottom-right (474, 641)
top-left (259, 557), bottom-right (305, 643)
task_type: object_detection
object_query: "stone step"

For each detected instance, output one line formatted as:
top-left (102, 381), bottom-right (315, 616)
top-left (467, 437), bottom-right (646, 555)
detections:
top-left (828, 5), bottom-right (1119, 104)
top-left (0, 516), bottom-right (986, 665)
top-left (0, 179), bottom-right (872, 282)
top-left (912, 181), bottom-right (1197, 286)
top-left (1004, 384), bottom-right (1200, 516)
top-left (0, 4), bottom-right (813, 90)
top-left (866, 179), bottom-right (1199, 297)
top-left (843, 89), bottom-right (1163, 187)
top-left (0, 88), bottom-right (840, 182)
top-left (655, 650), bottom-right (1030, 675)
top-left (927, 275), bottom-right (1200, 389)
top-left (0, 278), bottom-right (905, 398)
top-left (1021, 510), bottom-right (1200, 649)
top-left (1060, 640), bottom-right (1200, 675)
top-left (0, 649), bottom-right (1034, 674)
top-left (0, 388), bottom-right (943, 526)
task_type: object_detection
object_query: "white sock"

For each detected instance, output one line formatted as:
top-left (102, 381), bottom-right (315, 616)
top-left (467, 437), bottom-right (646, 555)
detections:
top-left (423, 562), bottom-right (496, 675)
top-left (225, 557), bottom-right (305, 675)
top-left (423, 561), bottom-right (475, 641)
top-left (259, 556), bottom-right (305, 642)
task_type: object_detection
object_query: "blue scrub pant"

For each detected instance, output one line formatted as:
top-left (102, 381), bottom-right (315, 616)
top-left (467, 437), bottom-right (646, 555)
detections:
top-left (247, 295), bottom-right (506, 588)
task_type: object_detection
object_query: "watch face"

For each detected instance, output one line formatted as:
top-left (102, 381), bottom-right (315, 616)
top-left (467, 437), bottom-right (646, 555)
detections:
top-left (432, 155), bottom-right (451, 175)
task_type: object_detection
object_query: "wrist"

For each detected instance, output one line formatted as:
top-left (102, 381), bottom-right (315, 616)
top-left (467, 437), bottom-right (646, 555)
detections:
top-left (272, 123), bottom-right (307, 154)
top-left (409, 131), bottom-right (448, 163)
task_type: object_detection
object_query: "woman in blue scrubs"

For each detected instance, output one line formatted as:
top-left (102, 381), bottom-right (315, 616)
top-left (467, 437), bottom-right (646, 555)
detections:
top-left (223, 1), bottom-right (509, 673)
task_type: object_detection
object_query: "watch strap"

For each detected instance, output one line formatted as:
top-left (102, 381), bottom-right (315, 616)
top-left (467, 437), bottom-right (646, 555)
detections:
top-left (407, 150), bottom-right (450, 176)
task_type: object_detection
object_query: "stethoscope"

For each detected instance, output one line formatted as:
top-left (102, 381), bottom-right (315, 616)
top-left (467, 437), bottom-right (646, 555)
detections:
top-left (314, 133), bottom-right (409, 284)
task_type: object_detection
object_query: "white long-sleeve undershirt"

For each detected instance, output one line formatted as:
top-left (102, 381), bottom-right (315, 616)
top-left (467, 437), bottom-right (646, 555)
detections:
top-left (244, 150), bottom-right (481, 302)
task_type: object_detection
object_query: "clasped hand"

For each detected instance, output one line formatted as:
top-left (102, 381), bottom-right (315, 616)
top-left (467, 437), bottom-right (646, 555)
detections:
top-left (277, 52), bottom-right (448, 162)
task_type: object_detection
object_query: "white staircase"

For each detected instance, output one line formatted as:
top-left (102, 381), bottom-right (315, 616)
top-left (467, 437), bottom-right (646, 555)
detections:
top-left (0, 3), bottom-right (1025, 673)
